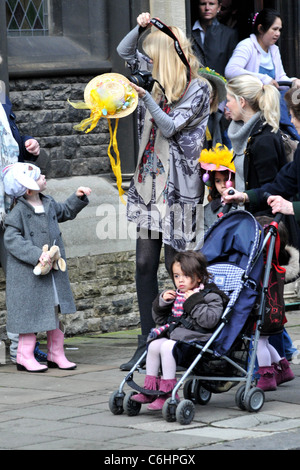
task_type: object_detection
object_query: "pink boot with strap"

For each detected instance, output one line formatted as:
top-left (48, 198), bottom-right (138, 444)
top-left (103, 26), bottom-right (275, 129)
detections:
top-left (147, 378), bottom-right (179, 410)
top-left (131, 375), bottom-right (160, 403)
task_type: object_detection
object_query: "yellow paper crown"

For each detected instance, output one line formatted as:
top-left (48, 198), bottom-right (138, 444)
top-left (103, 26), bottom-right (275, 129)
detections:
top-left (199, 143), bottom-right (235, 173)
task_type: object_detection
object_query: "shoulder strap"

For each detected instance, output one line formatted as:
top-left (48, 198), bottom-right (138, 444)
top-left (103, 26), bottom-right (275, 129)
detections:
top-left (205, 282), bottom-right (230, 305)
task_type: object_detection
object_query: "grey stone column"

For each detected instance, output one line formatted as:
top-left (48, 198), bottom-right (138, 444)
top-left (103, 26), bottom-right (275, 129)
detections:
top-left (0, 0), bottom-right (9, 94)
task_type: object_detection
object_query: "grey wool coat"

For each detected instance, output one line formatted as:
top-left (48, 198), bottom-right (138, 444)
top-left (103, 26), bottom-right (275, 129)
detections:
top-left (152, 284), bottom-right (228, 343)
top-left (4, 192), bottom-right (89, 334)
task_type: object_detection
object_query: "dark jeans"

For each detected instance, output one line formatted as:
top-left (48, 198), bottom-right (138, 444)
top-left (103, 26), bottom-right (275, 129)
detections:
top-left (136, 228), bottom-right (177, 336)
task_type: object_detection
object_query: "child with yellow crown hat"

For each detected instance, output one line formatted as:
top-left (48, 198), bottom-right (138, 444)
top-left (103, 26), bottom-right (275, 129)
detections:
top-left (199, 143), bottom-right (236, 232)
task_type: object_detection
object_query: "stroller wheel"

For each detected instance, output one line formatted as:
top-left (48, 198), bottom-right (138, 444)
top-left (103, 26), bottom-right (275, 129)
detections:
top-left (235, 385), bottom-right (247, 410)
top-left (124, 391), bottom-right (142, 416)
top-left (109, 390), bottom-right (125, 415)
top-left (196, 383), bottom-right (212, 405)
top-left (244, 387), bottom-right (265, 413)
top-left (235, 385), bottom-right (265, 412)
top-left (162, 397), bottom-right (178, 422)
top-left (176, 400), bottom-right (195, 425)
top-left (183, 379), bottom-right (196, 402)
top-left (183, 380), bottom-right (211, 405)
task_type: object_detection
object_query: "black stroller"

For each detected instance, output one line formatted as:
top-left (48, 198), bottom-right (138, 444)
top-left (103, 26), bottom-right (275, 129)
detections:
top-left (109, 209), bottom-right (282, 425)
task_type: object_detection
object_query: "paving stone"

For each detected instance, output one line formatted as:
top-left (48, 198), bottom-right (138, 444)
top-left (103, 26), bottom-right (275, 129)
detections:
top-left (0, 332), bottom-right (299, 450)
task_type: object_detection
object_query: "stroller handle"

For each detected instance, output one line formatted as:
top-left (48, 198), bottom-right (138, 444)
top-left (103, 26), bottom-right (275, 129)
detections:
top-left (217, 189), bottom-right (235, 218)
top-left (277, 81), bottom-right (293, 88)
top-left (263, 192), bottom-right (283, 224)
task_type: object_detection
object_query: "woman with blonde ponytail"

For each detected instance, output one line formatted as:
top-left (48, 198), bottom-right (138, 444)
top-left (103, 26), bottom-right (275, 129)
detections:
top-left (225, 74), bottom-right (286, 207)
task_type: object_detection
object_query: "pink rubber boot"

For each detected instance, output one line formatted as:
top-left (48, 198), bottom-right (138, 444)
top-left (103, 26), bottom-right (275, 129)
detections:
top-left (131, 375), bottom-right (160, 403)
top-left (273, 358), bottom-right (295, 385)
top-left (257, 366), bottom-right (277, 391)
top-left (17, 334), bottom-right (48, 373)
top-left (47, 327), bottom-right (76, 370)
top-left (147, 378), bottom-right (179, 410)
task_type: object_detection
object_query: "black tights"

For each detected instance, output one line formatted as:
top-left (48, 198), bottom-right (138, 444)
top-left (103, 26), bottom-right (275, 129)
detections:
top-left (135, 229), bottom-right (177, 335)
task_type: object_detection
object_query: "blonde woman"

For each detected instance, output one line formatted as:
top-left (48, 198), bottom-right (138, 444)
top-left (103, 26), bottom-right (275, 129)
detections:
top-left (224, 87), bottom-right (300, 219)
top-left (226, 74), bottom-right (287, 201)
top-left (117, 12), bottom-right (210, 370)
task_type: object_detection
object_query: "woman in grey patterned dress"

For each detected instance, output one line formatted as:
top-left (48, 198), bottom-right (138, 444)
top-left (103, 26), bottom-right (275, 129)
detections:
top-left (117, 12), bottom-right (210, 370)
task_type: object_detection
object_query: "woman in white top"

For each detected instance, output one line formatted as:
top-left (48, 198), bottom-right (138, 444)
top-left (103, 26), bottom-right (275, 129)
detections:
top-left (225, 8), bottom-right (300, 89)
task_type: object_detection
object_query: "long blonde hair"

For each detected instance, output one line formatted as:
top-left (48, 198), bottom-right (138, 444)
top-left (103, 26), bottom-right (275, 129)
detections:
top-left (226, 75), bottom-right (280, 132)
top-left (142, 26), bottom-right (202, 104)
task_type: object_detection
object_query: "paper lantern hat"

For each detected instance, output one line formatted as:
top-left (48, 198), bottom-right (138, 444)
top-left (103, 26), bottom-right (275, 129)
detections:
top-left (69, 73), bottom-right (138, 203)
top-left (199, 143), bottom-right (235, 188)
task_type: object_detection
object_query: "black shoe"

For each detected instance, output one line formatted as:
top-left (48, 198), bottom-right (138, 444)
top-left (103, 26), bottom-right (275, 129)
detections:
top-left (120, 334), bottom-right (147, 371)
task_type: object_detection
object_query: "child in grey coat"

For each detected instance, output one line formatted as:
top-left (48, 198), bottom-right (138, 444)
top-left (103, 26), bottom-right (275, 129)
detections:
top-left (2, 162), bottom-right (91, 372)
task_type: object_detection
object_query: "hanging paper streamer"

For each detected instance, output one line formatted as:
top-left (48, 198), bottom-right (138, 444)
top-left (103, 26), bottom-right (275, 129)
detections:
top-left (69, 73), bottom-right (138, 204)
top-left (107, 118), bottom-right (126, 205)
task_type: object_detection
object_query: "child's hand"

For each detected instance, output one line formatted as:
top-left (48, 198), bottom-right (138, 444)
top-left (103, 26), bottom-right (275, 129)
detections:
top-left (162, 290), bottom-right (176, 301)
top-left (76, 187), bottom-right (92, 197)
top-left (25, 138), bottom-right (40, 156)
top-left (39, 252), bottom-right (52, 268)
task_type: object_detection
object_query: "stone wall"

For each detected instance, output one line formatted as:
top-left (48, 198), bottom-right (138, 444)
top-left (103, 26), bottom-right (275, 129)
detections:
top-left (2, 75), bottom-right (143, 338)
top-left (9, 75), bottom-right (111, 179)
top-left (2, 1), bottom-right (188, 339)
top-left (2, 76), bottom-right (171, 339)
top-left (0, 251), bottom-right (170, 339)
top-left (64, 251), bottom-right (169, 336)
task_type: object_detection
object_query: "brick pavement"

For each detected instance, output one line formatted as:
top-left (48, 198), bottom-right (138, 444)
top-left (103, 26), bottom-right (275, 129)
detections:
top-left (0, 313), bottom-right (299, 451)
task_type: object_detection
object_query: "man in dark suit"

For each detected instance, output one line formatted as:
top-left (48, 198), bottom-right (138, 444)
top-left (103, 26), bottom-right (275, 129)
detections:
top-left (191, 0), bottom-right (238, 75)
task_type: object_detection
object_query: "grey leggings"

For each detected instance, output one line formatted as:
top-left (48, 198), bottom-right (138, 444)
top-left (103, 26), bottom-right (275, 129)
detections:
top-left (135, 229), bottom-right (177, 336)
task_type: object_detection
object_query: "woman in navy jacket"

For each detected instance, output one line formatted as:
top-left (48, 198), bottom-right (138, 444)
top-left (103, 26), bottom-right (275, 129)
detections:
top-left (3, 96), bottom-right (40, 162)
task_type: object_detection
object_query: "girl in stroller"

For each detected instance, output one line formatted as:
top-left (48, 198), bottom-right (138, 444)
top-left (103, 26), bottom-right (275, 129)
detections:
top-left (131, 251), bottom-right (228, 410)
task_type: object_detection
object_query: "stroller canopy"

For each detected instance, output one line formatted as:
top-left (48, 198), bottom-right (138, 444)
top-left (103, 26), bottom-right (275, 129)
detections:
top-left (199, 210), bottom-right (264, 356)
top-left (201, 209), bottom-right (262, 271)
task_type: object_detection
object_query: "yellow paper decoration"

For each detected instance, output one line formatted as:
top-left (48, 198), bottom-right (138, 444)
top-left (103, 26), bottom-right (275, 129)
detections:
top-left (199, 143), bottom-right (235, 173)
top-left (107, 119), bottom-right (126, 205)
top-left (69, 73), bottom-right (138, 204)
